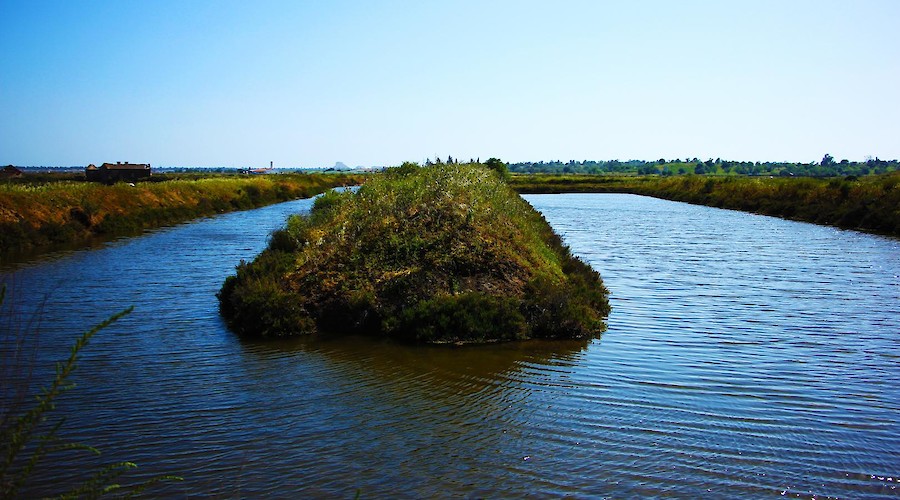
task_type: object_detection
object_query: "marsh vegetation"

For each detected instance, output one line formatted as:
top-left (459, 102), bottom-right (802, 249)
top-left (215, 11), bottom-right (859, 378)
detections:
top-left (0, 173), bottom-right (363, 259)
top-left (511, 172), bottom-right (900, 236)
top-left (219, 161), bottom-right (609, 343)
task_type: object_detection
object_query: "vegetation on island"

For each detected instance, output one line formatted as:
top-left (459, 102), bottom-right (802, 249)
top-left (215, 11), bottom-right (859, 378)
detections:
top-left (0, 173), bottom-right (363, 260)
top-left (218, 160), bottom-right (609, 343)
top-left (511, 172), bottom-right (900, 236)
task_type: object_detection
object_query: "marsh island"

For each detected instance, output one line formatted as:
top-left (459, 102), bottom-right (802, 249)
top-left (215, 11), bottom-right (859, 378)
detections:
top-left (218, 161), bottom-right (610, 343)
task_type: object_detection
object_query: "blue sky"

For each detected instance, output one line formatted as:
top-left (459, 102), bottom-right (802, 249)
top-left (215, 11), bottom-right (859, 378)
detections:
top-left (1, 0), bottom-right (898, 168)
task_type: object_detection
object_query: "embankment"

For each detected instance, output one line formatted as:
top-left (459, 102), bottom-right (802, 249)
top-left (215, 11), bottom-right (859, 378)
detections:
top-left (512, 173), bottom-right (900, 237)
top-left (218, 162), bottom-right (610, 343)
top-left (0, 173), bottom-right (364, 260)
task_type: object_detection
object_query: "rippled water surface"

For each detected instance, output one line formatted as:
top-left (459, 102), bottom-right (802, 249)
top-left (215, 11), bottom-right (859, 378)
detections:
top-left (3, 194), bottom-right (899, 498)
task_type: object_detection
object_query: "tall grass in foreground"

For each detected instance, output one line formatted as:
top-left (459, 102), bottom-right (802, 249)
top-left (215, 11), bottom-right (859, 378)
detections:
top-left (0, 285), bottom-right (181, 497)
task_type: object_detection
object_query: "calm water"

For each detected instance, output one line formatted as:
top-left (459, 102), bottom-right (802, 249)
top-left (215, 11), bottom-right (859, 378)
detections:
top-left (2, 193), bottom-right (899, 498)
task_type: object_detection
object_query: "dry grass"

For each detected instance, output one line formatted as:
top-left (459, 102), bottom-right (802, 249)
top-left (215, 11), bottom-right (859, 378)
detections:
top-left (0, 173), bottom-right (364, 257)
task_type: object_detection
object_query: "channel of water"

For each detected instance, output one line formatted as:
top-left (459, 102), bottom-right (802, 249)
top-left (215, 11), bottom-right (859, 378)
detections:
top-left (2, 193), bottom-right (898, 497)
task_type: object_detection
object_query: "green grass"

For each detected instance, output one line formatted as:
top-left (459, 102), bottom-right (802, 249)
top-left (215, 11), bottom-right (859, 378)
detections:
top-left (218, 162), bottom-right (610, 343)
top-left (511, 172), bottom-right (900, 236)
top-left (0, 173), bottom-right (365, 259)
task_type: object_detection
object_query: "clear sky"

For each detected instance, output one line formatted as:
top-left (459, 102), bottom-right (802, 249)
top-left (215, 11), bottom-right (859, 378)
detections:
top-left (1, 0), bottom-right (898, 168)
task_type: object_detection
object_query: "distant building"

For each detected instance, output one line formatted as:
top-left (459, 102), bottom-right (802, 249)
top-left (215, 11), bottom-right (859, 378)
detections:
top-left (85, 162), bottom-right (151, 183)
top-left (1, 165), bottom-right (23, 178)
top-left (241, 162), bottom-right (274, 175)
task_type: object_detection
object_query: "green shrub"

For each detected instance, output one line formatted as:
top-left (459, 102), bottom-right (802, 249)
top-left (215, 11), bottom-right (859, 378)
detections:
top-left (484, 158), bottom-right (510, 181)
top-left (385, 161), bottom-right (421, 178)
top-left (217, 250), bottom-right (314, 337)
top-left (387, 292), bottom-right (527, 343)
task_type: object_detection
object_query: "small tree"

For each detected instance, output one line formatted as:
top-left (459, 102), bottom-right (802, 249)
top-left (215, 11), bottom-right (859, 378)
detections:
top-left (390, 161), bottom-right (420, 176)
top-left (484, 158), bottom-right (510, 181)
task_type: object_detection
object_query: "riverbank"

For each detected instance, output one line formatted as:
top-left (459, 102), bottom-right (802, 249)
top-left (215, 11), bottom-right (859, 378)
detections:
top-left (0, 173), bottom-right (364, 260)
top-left (218, 162), bottom-right (610, 343)
top-left (511, 173), bottom-right (900, 237)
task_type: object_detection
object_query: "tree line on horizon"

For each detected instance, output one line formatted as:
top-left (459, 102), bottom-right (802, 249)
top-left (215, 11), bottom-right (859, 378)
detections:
top-left (6, 154), bottom-right (899, 178)
top-left (509, 155), bottom-right (899, 178)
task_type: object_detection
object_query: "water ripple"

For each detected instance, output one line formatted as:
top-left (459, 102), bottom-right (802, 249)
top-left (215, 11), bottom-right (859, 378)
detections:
top-left (3, 194), bottom-right (899, 498)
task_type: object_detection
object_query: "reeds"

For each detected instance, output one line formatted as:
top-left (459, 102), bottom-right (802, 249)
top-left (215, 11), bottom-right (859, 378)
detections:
top-left (0, 173), bottom-right (364, 258)
top-left (219, 162), bottom-right (610, 342)
top-left (511, 173), bottom-right (900, 236)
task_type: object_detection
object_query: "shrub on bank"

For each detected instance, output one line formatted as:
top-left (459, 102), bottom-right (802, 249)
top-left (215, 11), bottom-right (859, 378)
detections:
top-left (218, 162), bottom-right (610, 343)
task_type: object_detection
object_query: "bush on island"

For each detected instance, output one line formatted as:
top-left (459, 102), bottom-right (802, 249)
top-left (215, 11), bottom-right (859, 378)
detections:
top-left (218, 161), bottom-right (610, 343)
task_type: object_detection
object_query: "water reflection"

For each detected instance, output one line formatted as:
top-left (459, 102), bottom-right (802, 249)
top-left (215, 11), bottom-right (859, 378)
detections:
top-left (241, 335), bottom-right (593, 396)
top-left (169, 335), bottom-right (601, 497)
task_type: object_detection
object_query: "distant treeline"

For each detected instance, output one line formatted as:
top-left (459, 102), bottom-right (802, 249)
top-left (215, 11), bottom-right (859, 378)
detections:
top-left (510, 155), bottom-right (899, 178)
top-left (0, 173), bottom-right (363, 261)
top-left (512, 172), bottom-right (900, 237)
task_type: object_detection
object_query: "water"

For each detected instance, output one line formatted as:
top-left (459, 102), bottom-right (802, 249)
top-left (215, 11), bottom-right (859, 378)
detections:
top-left (2, 193), bottom-right (899, 498)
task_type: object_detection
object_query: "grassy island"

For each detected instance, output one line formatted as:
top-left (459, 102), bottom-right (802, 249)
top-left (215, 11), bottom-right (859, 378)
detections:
top-left (218, 162), bottom-right (610, 343)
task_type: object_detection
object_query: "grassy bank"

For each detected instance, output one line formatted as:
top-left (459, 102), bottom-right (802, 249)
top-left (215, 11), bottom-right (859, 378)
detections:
top-left (511, 173), bottom-right (900, 237)
top-left (218, 162), bottom-right (610, 343)
top-left (0, 173), bottom-right (364, 259)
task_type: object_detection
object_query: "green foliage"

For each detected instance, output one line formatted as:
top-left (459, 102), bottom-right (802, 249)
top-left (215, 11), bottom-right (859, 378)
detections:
top-left (219, 162), bottom-right (610, 342)
top-left (507, 156), bottom-right (898, 177)
top-left (510, 172), bottom-right (900, 236)
top-left (387, 292), bottom-right (527, 343)
top-left (217, 251), bottom-right (315, 337)
top-left (0, 289), bottom-right (182, 497)
top-left (309, 188), bottom-right (350, 220)
top-left (484, 158), bottom-right (510, 181)
top-left (385, 161), bottom-right (421, 177)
